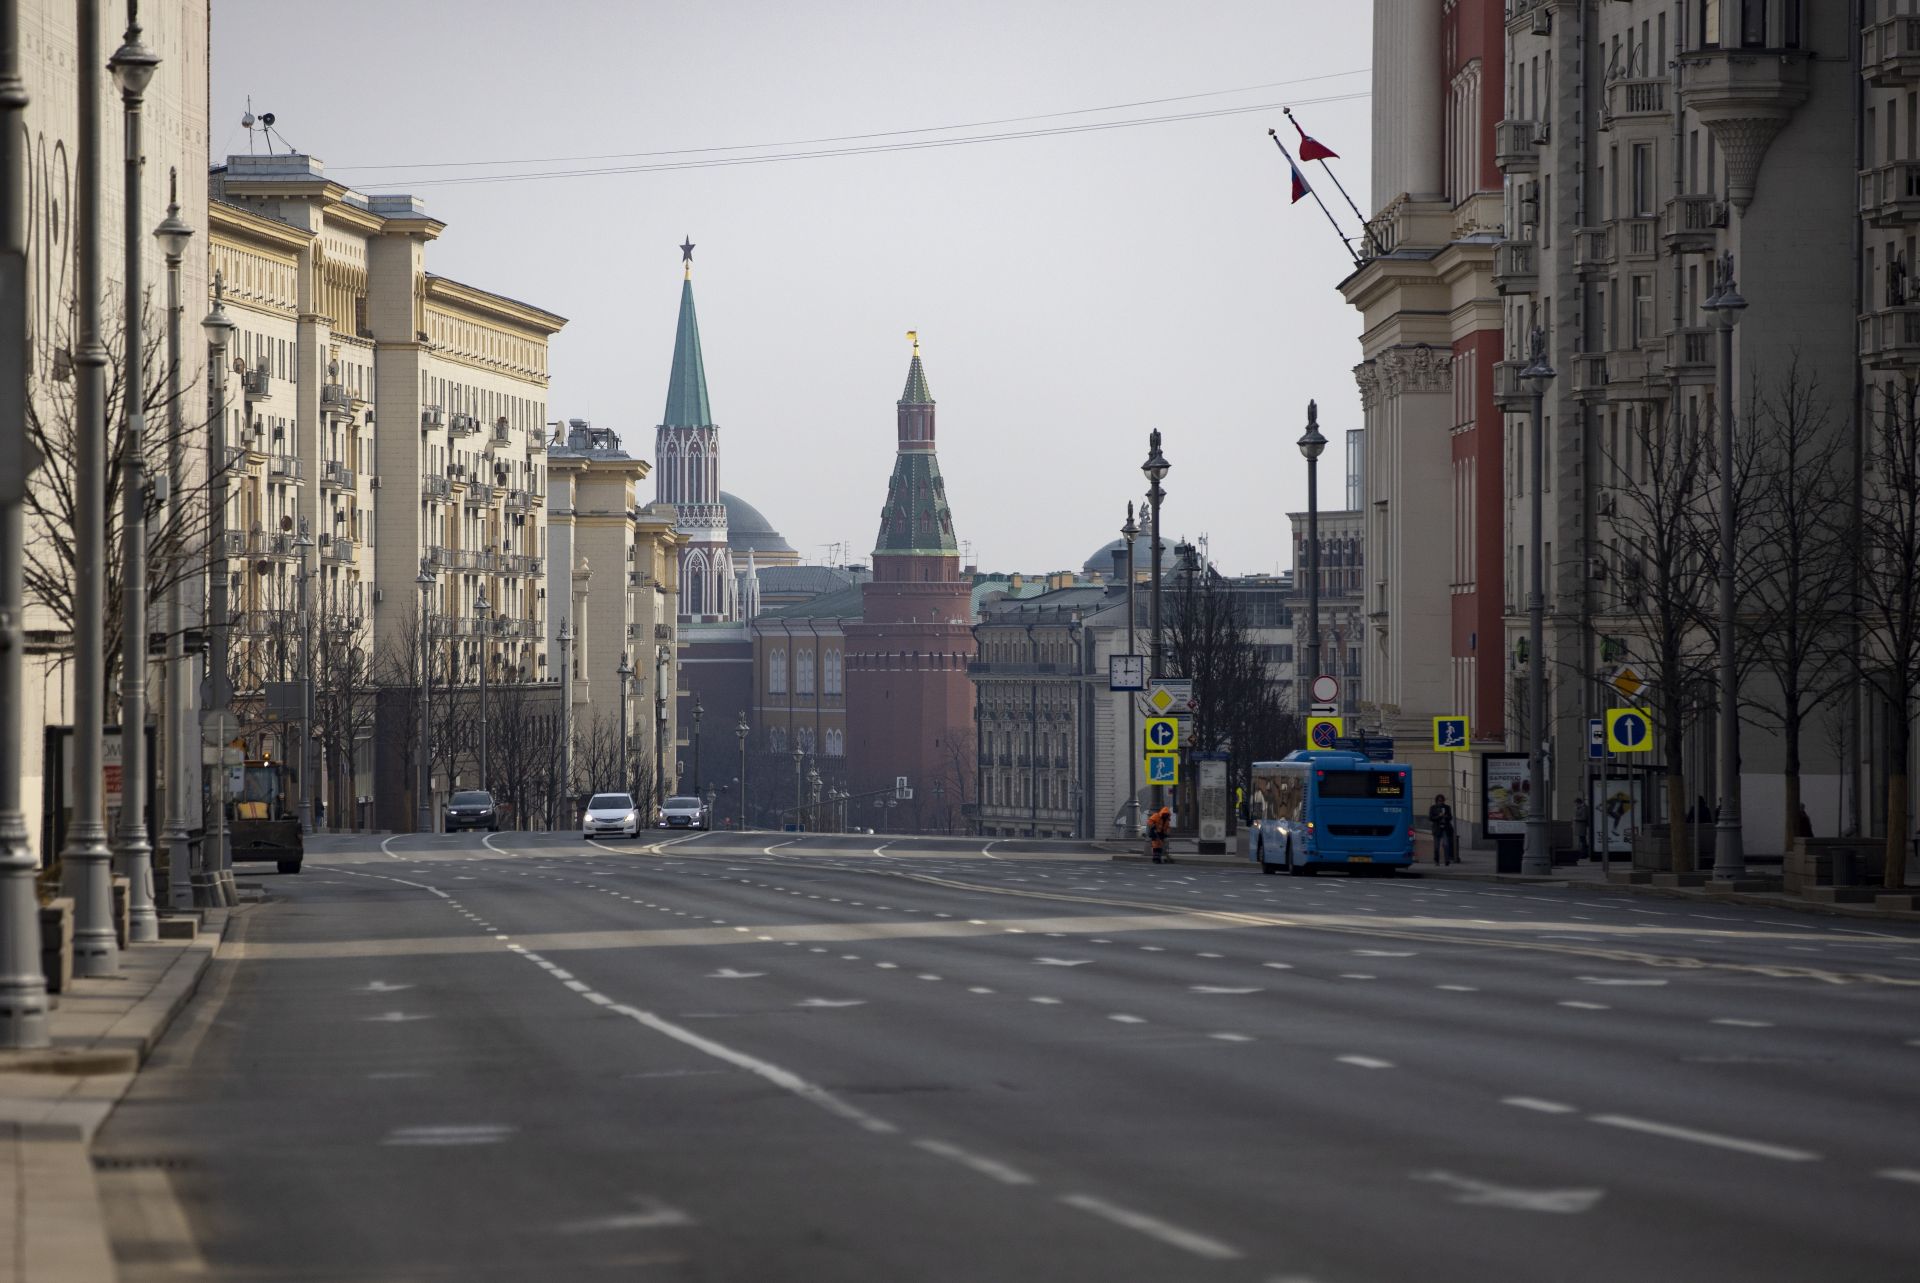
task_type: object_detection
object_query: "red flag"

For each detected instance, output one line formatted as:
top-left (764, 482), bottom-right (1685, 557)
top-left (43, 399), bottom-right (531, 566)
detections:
top-left (1295, 121), bottom-right (1338, 162)
top-left (1290, 162), bottom-right (1312, 204)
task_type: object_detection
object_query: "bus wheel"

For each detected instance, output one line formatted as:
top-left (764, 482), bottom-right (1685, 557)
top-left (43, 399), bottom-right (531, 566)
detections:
top-left (1287, 843), bottom-right (1310, 876)
top-left (1258, 842), bottom-right (1276, 875)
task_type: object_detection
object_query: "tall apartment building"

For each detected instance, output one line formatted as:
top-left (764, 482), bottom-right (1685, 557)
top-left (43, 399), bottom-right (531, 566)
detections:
top-left (210, 153), bottom-right (569, 818)
top-left (1353, 1), bottom-right (1860, 854)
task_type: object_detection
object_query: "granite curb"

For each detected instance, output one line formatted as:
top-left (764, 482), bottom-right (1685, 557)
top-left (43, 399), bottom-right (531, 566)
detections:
top-left (0, 910), bottom-right (229, 1283)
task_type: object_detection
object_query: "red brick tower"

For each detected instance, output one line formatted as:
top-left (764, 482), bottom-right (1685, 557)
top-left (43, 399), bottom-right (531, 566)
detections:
top-left (844, 334), bottom-right (976, 831)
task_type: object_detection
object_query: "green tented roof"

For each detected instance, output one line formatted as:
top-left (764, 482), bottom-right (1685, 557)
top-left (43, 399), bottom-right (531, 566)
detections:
top-left (874, 451), bottom-right (958, 556)
top-left (661, 278), bottom-right (712, 428)
top-left (900, 353), bottom-right (933, 405)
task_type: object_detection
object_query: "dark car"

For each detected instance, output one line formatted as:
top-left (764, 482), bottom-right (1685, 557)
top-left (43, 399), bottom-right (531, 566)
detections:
top-left (445, 790), bottom-right (500, 832)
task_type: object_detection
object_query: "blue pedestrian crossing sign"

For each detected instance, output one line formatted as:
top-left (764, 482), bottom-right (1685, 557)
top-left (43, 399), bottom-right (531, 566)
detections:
top-left (1432, 716), bottom-right (1469, 752)
top-left (1144, 717), bottom-right (1179, 752)
top-left (1145, 753), bottom-right (1179, 784)
top-left (1606, 707), bottom-right (1653, 753)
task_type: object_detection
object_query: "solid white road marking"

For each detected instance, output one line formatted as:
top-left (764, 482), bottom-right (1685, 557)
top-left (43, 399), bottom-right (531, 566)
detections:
top-left (1058, 1194), bottom-right (1242, 1261)
top-left (1336, 1055), bottom-right (1394, 1070)
top-left (1503, 1097), bottom-right (1578, 1115)
top-left (914, 1139), bottom-right (1035, 1186)
top-left (383, 1124), bottom-right (513, 1146)
top-left (1410, 1170), bottom-right (1603, 1214)
top-left (1589, 1115), bottom-right (1819, 1161)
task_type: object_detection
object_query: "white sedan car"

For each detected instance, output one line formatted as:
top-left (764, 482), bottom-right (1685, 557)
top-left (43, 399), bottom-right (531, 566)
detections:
top-left (582, 792), bottom-right (641, 840)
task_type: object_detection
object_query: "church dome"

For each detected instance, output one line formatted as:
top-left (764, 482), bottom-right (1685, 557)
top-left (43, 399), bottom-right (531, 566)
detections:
top-left (722, 491), bottom-right (797, 557)
top-left (1083, 536), bottom-right (1168, 580)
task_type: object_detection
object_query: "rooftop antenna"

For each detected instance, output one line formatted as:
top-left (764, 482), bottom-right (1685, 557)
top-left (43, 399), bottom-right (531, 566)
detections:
top-left (241, 97), bottom-right (258, 153)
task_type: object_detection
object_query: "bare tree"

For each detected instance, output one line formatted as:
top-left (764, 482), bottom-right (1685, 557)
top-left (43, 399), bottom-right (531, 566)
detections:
top-left (490, 680), bottom-right (563, 830)
top-left (1739, 361), bottom-right (1852, 848)
top-left (24, 291), bottom-right (211, 701)
top-left (311, 577), bottom-right (373, 828)
top-left (1855, 379), bottom-right (1920, 889)
top-left (1596, 402), bottom-right (1721, 872)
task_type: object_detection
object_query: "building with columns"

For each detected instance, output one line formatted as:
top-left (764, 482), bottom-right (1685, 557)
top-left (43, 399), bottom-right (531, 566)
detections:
top-left (843, 338), bottom-right (977, 831)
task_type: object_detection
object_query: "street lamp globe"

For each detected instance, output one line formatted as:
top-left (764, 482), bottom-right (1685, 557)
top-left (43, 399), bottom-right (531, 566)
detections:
top-left (1297, 401), bottom-right (1328, 461)
top-left (107, 23), bottom-right (161, 98)
top-left (153, 190), bottom-right (192, 261)
top-left (1141, 430), bottom-right (1170, 484)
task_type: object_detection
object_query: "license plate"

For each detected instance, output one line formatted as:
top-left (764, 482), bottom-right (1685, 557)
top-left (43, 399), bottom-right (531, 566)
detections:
top-left (1348, 855), bottom-right (1373, 863)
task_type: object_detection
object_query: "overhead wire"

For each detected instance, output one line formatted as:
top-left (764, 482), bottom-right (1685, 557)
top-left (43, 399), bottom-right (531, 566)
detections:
top-left (330, 67), bottom-right (1369, 176)
top-left (355, 89), bottom-right (1371, 190)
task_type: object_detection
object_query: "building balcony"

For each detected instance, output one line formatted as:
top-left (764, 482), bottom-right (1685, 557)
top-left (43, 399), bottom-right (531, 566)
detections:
top-left (504, 488), bottom-right (532, 513)
top-left (1571, 353), bottom-right (1611, 401)
top-left (448, 412), bottom-right (478, 438)
top-left (1619, 216), bottom-right (1659, 261)
top-left (1860, 305), bottom-right (1920, 368)
top-left (1494, 118), bottom-right (1544, 172)
top-left (320, 459), bottom-right (355, 490)
top-left (1664, 326), bottom-right (1715, 385)
top-left (1662, 194), bottom-right (1726, 253)
top-left (1602, 76), bottom-right (1668, 129)
top-left (1575, 226), bottom-right (1615, 278)
top-left (324, 536), bottom-right (353, 563)
top-left (268, 454), bottom-right (302, 481)
top-left (321, 382), bottom-right (351, 415)
top-left (1492, 359), bottom-right (1535, 411)
top-left (463, 481), bottom-right (495, 507)
top-left (1602, 348), bottom-right (1655, 402)
top-left (422, 474), bottom-right (450, 500)
top-left (1677, 48), bottom-right (1812, 210)
top-left (1492, 239), bottom-right (1537, 295)
top-left (221, 530), bottom-right (245, 558)
top-left (1861, 162), bottom-right (1920, 228)
top-left (1864, 16), bottom-right (1920, 88)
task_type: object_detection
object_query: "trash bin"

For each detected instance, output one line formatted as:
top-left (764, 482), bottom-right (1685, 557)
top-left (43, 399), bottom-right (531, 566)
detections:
top-left (1495, 836), bottom-right (1523, 874)
top-left (1831, 848), bottom-right (1858, 886)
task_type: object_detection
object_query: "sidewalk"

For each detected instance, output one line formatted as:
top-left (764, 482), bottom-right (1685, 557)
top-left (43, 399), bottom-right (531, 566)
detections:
top-left (1106, 838), bottom-right (1920, 924)
top-left (0, 911), bottom-right (226, 1283)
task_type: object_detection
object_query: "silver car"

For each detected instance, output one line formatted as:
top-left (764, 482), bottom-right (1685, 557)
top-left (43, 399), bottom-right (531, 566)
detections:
top-left (582, 792), bottom-right (640, 840)
top-left (657, 795), bottom-right (708, 830)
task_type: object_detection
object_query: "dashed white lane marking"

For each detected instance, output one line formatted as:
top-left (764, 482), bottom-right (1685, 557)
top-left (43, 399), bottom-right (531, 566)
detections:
top-left (557, 1197), bottom-right (694, 1233)
top-left (1030, 996), bottom-right (1063, 1005)
top-left (1058, 1193), bottom-right (1242, 1262)
top-left (1353, 949), bottom-right (1416, 957)
top-left (360, 980), bottom-right (411, 993)
top-left (362, 1011), bottom-right (431, 1023)
top-left (914, 1139), bottom-right (1035, 1186)
top-left (796, 998), bottom-right (866, 1009)
top-left (1263, 962), bottom-right (1294, 970)
top-left (1709, 1017), bottom-right (1774, 1027)
top-left (1109, 1014), bottom-right (1146, 1024)
top-left (1411, 1170), bottom-right (1603, 1214)
top-left (1435, 984), bottom-right (1479, 992)
top-left (1209, 1033), bottom-right (1254, 1043)
top-left (1579, 976), bottom-right (1668, 986)
top-left (1503, 1097), bottom-right (1578, 1115)
top-left (1190, 985), bottom-right (1261, 995)
top-left (1877, 1168), bottom-right (1920, 1185)
top-left (383, 1124), bottom-right (514, 1146)
top-left (1589, 1115), bottom-right (1819, 1162)
top-left (1035, 957), bottom-right (1091, 967)
top-left (1559, 1001), bottom-right (1611, 1011)
top-left (917, 973), bottom-right (942, 981)
top-left (1338, 973), bottom-right (1376, 981)
top-left (708, 969), bottom-right (765, 980)
top-left (1336, 1055), bottom-right (1394, 1070)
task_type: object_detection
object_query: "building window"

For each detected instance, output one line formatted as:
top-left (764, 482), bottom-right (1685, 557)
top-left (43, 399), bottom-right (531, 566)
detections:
top-left (768, 648), bottom-right (787, 695)
top-left (796, 650), bottom-right (815, 695)
top-left (768, 726), bottom-right (786, 753)
top-left (825, 728), bottom-right (843, 757)
top-left (824, 648), bottom-right (843, 695)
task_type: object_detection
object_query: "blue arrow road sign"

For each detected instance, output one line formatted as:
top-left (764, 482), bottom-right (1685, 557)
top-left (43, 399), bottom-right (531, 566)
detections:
top-left (1146, 718), bottom-right (1177, 749)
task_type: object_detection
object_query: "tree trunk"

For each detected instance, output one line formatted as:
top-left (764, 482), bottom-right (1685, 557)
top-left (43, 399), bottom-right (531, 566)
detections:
top-left (1666, 772), bottom-right (1689, 874)
top-left (1887, 708), bottom-right (1910, 890)
top-left (1782, 706), bottom-right (1803, 849)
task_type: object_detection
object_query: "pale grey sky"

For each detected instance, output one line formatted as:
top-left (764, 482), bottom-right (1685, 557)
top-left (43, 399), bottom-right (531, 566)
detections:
top-left (211, 1), bottom-right (1374, 576)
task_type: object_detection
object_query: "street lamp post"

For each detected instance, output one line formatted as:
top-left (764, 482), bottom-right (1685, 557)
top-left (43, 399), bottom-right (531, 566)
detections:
top-left (793, 747), bottom-right (803, 831)
top-left (200, 283), bottom-right (234, 905)
top-left (0, 0), bottom-right (53, 1045)
top-left (109, 16), bottom-right (161, 945)
top-left (1705, 253), bottom-right (1748, 881)
top-left (557, 615), bottom-right (573, 825)
top-left (63, 0), bottom-right (118, 972)
top-left (474, 589), bottom-right (490, 794)
top-left (292, 519), bottom-right (314, 833)
top-left (153, 175), bottom-right (191, 909)
top-left (1121, 503), bottom-right (1141, 837)
top-left (617, 653), bottom-right (634, 800)
top-left (807, 764), bottom-right (821, 832)
top-left (1521, 328), bottom-right (1557, 877)
top-left (691, 696), bottom-right (703, 795)
top-left (1141, 432), bottom-right (1169, 819)
top-left (654, 648), bottom-right (668, 812)
top-left (1298, 403), bottom-right (1327, 720)
top-left (736, 712), bottom-right (750, 829)
top-left (415, 562), bottom-right (435, 834)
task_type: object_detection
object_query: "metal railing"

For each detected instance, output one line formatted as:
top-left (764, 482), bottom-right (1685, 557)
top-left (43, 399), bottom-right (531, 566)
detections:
top-left (1492, 240), bottom-right (1536, 294)
top-left (269, 454), bottom-right (302, 480)
top-left (321, 382), bottom-right (351, 414)
top-left (422, 474), bottom-right (451, 500)
top-left (504, 488), bottom-right (531, 513)
top-left (1604, 77), bottom-right (1666, 124)
top-left (1621, 216), bottom-right (1658, 260)
top-left (1575, 226), bottom-right (1615, 274)
top-left (1663, 194), bottom-right (1724, 249)
top-left (321, 459), bottom-right (356, 489)
top-left (1494, 118), bottom-right (1543, 171)
top-left (325, 536), bottom-right (353, 563)
top-left (464, 481), bottom-right (495, 506)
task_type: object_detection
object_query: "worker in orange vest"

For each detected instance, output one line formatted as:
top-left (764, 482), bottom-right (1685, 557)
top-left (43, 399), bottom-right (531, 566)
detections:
top-left (1147, 806), bottom-right (1174, 864)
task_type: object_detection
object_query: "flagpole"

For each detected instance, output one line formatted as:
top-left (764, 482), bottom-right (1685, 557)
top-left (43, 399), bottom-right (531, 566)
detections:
top-left (1267, 131), bottom-right (1360, 267)
top-left (1285, 108), bottom-right (1379, 256)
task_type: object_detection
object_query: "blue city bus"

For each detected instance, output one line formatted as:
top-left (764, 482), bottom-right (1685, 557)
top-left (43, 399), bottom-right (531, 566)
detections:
top-left (1247, 750), bottom-right (1415, 875)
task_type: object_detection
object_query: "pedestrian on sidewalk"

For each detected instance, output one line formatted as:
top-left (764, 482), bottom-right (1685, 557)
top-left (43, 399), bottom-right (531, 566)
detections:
top-left (1148, 805), bottom-right (1173, 863)
top-left (1428, 793), bottom-right (1458, 865)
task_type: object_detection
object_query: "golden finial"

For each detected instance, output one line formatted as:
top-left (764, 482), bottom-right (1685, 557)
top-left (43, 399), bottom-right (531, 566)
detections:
top-left (906, 329), bottom-right (919, 357)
